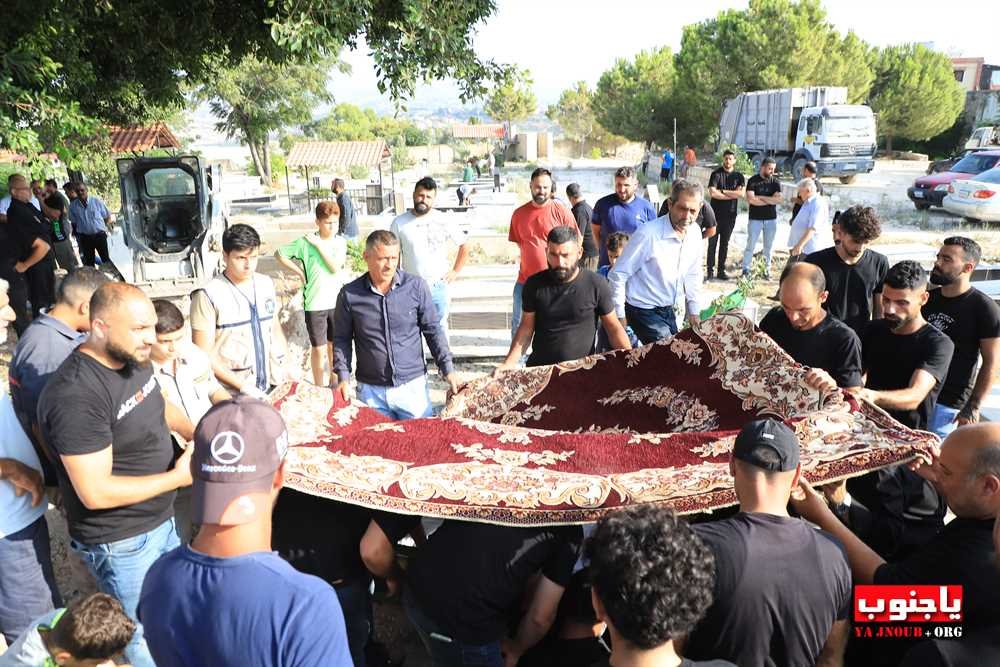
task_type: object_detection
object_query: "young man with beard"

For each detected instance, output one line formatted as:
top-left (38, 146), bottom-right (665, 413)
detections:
top-left (922, 237), bottom-right (1000, 439)
top-left (565, 183), bottom-right (599, 271)
top-left (759, 262), bottom-right (862, 391)
top-left (706, 150), bottom-right (746, 280)
top-left (497, 225), bottom-right (631, 371)
top-left (591, 166), bottom-right (657, 267)
top-left (825, 261), bottom-right (954, 561)
top-left (805, 205), bottom-right (888, 336)
top-left (508, 168), bottom-right (577, 341)
top-left (276, 201), bottom-right (348, 386)
top-left (36, 283), bottom-right (195, 667)
top-left (391, 177), bottom-right (470, 335)
top-left (742, 157), bottom-right (783, 278)
top-left (609, 179), bottom-right (704, 343)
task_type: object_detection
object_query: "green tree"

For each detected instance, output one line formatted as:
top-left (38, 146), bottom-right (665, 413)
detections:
top-left (305, 103), bottom-right (429, 148)
top-left (674, 0), bottom-right (876, 144)
top-left (3, 0), bottom-right (510, 162)
top-left (197, 53), bottom-right (340, 185)
top-left (869, 44), bottom-right (966, 153)
top-left (547, 82), bottom-right (600, 157)
top-left (592, 47), bottom-right (676, 147)
top-left (484, 68), bottom-right (537, 132)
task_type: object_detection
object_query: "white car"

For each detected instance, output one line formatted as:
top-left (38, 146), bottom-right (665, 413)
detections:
top-left (943, 167), bottom-right (1000, 222)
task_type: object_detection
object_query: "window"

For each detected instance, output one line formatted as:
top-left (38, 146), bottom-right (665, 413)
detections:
top-left (951, 153), bottom-right (1000, 175)
top-left (954, 70), bottom-right (965, 82)
top-left (974, 168), bottom-right (1000, 184)
top-left (143, 168), bottom-right (196, 197)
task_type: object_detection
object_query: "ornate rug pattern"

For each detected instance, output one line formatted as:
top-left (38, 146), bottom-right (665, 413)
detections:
top-left (275, 313), bottom-right (936, 526)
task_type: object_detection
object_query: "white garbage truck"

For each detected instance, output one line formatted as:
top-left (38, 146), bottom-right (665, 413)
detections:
top-left (107, 155), bottom-right (228, 297)
top-left (718, 86), bottom-right (877, 184)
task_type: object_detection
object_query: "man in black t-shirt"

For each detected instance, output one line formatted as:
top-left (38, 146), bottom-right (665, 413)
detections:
top-left (588, 506), bottom-right (734, 667)
top-left (402, 520), bottom-right (583, 665)
top-left (497, 225), bottom-right (631, 371)
top-left (36, 283), bottom-right (194, 667)
top-left (805, 205), bottom-right (888, 336)
top-left (923, 237), bottom-right (1000, 439)
top-left (272, 490), bottom-right (421, 666)
top-left (831, 262), bottom-right (954, 561)
top-left (793, 423), bottom-right (1000, 667)
top-left (0, 174), bottom-right (52, 334)
top-left (706, 150), bottom-right (746, 280)
top-left (684, 419), bottom-right (852, 666)
top-left (760, 262), bottom-right (863, 390)
top-left (741, 157), bottom-right (783, 277)
top-left (566, 183), bottom-right (599, 271)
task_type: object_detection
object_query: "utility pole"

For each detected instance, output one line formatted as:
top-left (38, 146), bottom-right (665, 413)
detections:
top-left (673, 117), bottom-right (677, 178)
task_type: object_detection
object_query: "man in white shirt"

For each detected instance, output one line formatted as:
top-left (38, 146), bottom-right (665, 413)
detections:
top-left (788, 178), bottom-right (828, 260)
top-left (390, 177), bottom-right (470, 334)
top-left (609, 179), bottom-right (704, 344)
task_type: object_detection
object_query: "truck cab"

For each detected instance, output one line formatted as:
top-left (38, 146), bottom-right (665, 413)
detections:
top-left (966, 125), bottom-right (1000, 150)
top-left (107, 156), bottom-right (227, 297)
top-left (792, 105), bottom-right (876, 183)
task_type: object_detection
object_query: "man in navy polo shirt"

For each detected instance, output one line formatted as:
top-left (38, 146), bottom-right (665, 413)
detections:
top-left (591, 166), bottom-right (657, 266)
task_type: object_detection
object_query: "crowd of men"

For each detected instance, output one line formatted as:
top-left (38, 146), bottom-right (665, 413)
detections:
top-left (2, 160), bottom-right (1000, 667)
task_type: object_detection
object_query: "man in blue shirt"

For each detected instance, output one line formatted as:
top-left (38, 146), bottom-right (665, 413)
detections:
top-left (139, 397), bottom-right (352, 667)
top-left (68, 183), bottom-right (113, 266)
top-left (591, 166), bottom-right (657, 266)
top-left (660, 149), bottom-right (674, 182)
top-left (333, 230), bottom-right (458, 419)
top-left (332, 178), bottom-right (359, 239)
top-left (9, 267), bottom-right (109, 484)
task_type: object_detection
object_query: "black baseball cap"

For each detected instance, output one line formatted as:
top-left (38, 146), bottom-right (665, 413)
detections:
top-left (191, 395), bottom-right (289, 526)
top-left (732, 418), bottom-right (800, 472)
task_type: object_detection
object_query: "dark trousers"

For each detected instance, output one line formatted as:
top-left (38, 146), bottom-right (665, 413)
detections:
top-left (26, 256), bottom-right (56, 318)
top-left (335, 578), bottom-right (374, 667)
top-left (0, 265), bottom-right (31, 335)
top-left (707, 215), bottom-right (737, 275)
top-left (78, 232), bottom-right (110, 266)
top-left (404, 588), bottom-right (503, 667)
top-left (624, 303), bottom-right (678, 344)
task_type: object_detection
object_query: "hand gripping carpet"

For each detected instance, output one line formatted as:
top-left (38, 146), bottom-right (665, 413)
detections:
top-left (273, 312), bottom-right (936, 526)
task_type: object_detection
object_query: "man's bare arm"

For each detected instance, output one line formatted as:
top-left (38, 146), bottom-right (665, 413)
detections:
top-left (61, 445), bottom-right (191, 510)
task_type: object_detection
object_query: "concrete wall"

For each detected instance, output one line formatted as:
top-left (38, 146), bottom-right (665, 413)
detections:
top-left (537, 132), bottom-right (554, 159)
top-left (514, 132), bottom-right (538, 162)
top-left (407, 144), bottom-right (456, 165)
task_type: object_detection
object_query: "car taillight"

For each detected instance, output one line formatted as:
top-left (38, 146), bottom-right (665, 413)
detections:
top-left (974, 190), bottom-right (996, 199)
top-left (948, 184), bottom-right (955, 194)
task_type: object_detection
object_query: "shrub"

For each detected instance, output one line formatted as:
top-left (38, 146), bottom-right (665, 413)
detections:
top-left (346, 239), bottom-right (366, 273)
top-left (349, 165), bottom-right (370, 180)
top-left (714, 143), bottom-right (754, 177)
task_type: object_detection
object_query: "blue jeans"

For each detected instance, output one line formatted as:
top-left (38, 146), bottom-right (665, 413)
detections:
top-left (743, 218), bottom-right (777, 274)
top-left (0, 516), bottom-right (62, 644)
top-left (71, 517), bottom-right (180, 667)
top-left (336, 578), bottom-right (374, 667)
top-left (404, 589), bottom-right (503, 667)
top-left (511, 282), bottom-right (524, 342)
top-left (358, 375), bottom-right (433, 420)
top-left (930, 403), bottom-right (961, 439)
top-left (430, 281), bottom-right (450, 335)
top-left (625, 303), bottom-right (677, 345)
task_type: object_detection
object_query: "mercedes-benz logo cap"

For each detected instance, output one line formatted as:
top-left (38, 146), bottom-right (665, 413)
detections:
top-left (192, 394), bottom-right (289, 526)
top-left (732, 418), bottom-right (800, 472)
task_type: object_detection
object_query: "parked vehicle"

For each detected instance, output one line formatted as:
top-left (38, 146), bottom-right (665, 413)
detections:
top-left (965, 125), bottom-right (1000, 150)
top-left (718, 86), bottom-right (877, 184)
top-left (107, 155), bottom-right (228, 297)
top-left (926, 148), bottom-right (987, 175)
top-left (907, 150), bottom-right (1000, 210)
top-left (943, 167), bottom-right (1000, 222)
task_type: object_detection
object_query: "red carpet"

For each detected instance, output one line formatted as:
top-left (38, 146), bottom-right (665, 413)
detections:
top-left (275, 313), bottom-right (936, 525)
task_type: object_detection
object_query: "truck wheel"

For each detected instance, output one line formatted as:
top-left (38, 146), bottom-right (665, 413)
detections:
top-left (914, 202), bottom-right (931, 211)
top-left (839, 175), bottom-right (857, 185)
top-left (792, 158), bottom-right (807, 181)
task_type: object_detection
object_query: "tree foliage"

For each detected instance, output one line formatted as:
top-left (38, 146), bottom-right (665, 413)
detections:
top-left (592, 47), bottom-right (676, 147)
top-left (196, 53), bottom-right (340, 185)
top-left (484, 68), bottom-right (537, 128)
top-left (547, 82), bottom-right (600, 157)
top-left (673, 0), bottom-right (876, 144)
top-left (869, 44), bottom-right (966, 152)
top-left (2, 0), bottom-right (509, 162)
top-left (304, 104), bottom-right (430, 147)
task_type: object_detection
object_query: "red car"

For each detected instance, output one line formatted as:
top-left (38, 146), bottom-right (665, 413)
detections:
top-left (908, 150), bottom-right (1000, 210)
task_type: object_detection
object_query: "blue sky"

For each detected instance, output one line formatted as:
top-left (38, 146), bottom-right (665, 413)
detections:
top-left (329, 0), bottom-right (1000, 111)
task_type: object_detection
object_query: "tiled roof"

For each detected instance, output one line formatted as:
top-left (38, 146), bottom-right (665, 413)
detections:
top-left (109, 122), bottom-right (181, 153)
top-left (286, 140), bottom-right (391, 168)
top-left (451, 123), bottom-right (506, 139)
top-left (0, 150), bottom-right (59, 164)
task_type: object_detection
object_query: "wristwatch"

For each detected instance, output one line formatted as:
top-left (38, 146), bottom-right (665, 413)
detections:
top-left (829, 492), bottom-right (852, 524)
